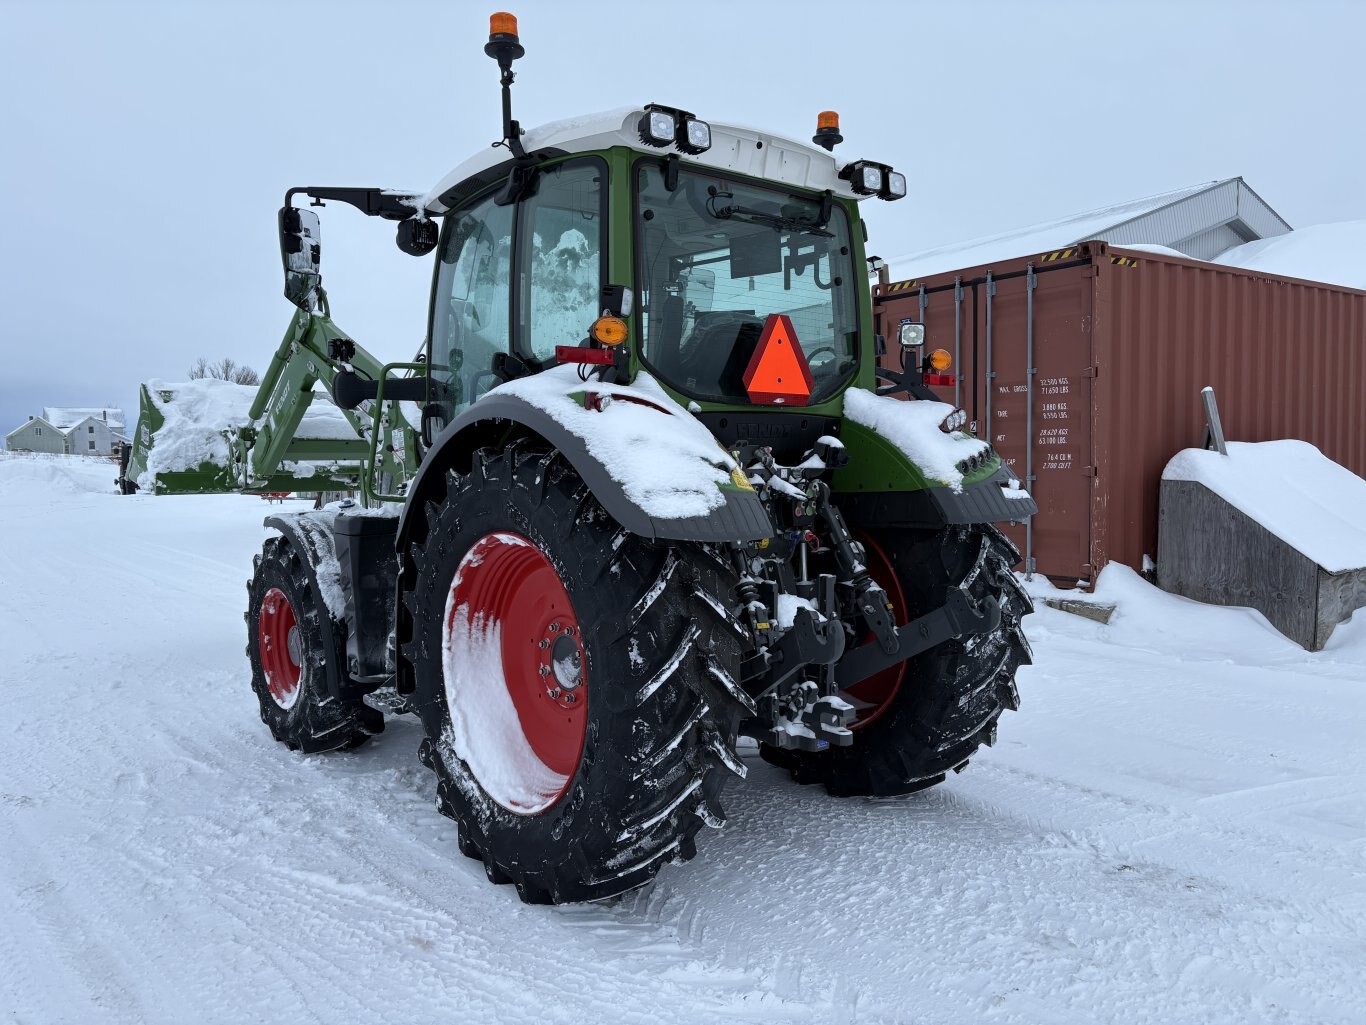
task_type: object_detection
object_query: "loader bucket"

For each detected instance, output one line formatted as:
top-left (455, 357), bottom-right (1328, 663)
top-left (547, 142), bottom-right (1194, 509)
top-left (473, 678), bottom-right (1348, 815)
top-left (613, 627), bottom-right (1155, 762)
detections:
top-left (122, 379), bottom-right (365, 496)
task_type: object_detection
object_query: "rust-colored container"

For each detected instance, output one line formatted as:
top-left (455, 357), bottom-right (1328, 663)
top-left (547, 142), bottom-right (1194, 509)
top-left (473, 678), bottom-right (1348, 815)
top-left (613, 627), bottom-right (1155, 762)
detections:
top-left (874, 242), bottom-right (1366, 586)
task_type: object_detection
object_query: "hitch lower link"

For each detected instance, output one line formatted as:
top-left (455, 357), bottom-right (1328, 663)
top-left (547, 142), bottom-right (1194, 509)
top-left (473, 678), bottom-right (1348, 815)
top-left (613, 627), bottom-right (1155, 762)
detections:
top-left (834, 587), bottom-right (1001, 690)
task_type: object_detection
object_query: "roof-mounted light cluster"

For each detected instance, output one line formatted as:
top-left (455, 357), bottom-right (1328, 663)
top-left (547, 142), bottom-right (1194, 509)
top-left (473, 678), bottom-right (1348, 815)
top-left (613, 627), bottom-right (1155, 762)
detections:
top-left (839, 159), bottom-right (907, 202)
top-left (638, 103), bottom-right (711, 155)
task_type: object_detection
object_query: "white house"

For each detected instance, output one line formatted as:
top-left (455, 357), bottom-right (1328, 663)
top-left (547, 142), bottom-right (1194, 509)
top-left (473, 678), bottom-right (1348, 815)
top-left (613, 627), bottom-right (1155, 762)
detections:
top-left (5, 416), bottom-right (67, 455)
top-left (6, 407), bottom-right (128, 456)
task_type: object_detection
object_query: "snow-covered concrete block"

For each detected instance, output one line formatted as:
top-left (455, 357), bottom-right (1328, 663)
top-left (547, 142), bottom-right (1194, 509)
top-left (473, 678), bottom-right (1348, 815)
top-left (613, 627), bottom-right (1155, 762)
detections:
top-left (1157, 441), bottom-right (1366, 651)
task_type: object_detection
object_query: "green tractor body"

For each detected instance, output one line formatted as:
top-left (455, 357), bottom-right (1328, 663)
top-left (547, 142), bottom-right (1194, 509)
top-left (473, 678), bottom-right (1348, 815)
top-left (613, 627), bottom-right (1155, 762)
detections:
top-left (127, 19), bottom-right (1037, 903)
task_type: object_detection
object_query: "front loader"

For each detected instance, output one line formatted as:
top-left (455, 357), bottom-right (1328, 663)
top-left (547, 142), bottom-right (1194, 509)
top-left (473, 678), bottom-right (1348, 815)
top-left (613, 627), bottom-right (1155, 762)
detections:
top-left (129, 13), bottom-right (1037, 904)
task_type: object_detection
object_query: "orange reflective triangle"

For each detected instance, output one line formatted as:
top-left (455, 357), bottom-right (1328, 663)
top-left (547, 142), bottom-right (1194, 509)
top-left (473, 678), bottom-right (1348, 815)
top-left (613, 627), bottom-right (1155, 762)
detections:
top-left (742, 314), bottom-right (814, 406)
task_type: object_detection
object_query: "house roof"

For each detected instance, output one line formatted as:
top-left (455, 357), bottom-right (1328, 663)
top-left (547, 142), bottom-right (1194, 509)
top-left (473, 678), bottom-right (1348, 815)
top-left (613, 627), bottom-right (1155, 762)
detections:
top-left (42, 407), bottom-right (126, 431)
top-left (886, 177), bottom-right (1292, 282)
top-left (5, 416), bottom-right (58, 441)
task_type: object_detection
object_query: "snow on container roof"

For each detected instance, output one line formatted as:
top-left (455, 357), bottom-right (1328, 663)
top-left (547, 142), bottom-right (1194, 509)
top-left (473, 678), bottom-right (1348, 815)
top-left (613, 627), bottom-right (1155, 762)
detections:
top-left (43, 407), bottom-right (125, 431)
top-left (1210, 220), bottom-right (1366, 292)
top-left (887, 178), bottom-right (1291, 282)
top-left (424, 107), bottom-right (863, 214)
top-left (1163, 441), bottom-right (1366, 574)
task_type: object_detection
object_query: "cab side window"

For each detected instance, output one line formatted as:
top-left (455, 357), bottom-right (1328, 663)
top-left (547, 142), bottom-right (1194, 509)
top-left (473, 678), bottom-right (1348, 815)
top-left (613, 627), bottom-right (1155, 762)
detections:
top-left (432, 192), bottom-right (514, 415)
top-left (519, 161), bottom-right (605, 361)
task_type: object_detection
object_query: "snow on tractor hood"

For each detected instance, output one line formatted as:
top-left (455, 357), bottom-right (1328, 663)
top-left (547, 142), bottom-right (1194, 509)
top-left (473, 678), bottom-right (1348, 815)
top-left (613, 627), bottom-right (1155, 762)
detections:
top-left (488, 366), bottom-right (739, 521)
top-left (842, 390), bottom-right (995, 493)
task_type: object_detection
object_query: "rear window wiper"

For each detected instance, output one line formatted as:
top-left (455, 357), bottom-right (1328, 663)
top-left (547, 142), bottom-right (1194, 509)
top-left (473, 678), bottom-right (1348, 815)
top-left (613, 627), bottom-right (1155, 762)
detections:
top-left (705, 189), bottom-right (833, 237)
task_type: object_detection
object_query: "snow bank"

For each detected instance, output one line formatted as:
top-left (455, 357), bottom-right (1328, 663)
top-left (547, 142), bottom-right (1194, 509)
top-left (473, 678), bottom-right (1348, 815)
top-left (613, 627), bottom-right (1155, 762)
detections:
top-left (491, 367), bottom-right (735, 520)
top-left (0, 452), bottom-right (116, 496)
top-left (1212, 220), bottom-right (1366, 291)
top-left (138, 378), bottom-right (356, 489)
top-left (1163, 440), bottom-right (1366, 573)
top-left (843, 390), bottom-right (993, 492)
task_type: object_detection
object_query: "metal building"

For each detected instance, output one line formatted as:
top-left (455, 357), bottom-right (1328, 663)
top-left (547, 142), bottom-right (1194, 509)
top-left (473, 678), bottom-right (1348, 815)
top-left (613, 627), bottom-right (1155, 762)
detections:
top-left (887, 177), bottom-right (1291, 284)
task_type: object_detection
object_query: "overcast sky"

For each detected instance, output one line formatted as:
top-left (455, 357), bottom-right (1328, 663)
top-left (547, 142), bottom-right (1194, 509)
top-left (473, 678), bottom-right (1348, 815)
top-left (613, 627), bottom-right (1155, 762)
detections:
top-left (2, 0), bottom-right (1363, 437)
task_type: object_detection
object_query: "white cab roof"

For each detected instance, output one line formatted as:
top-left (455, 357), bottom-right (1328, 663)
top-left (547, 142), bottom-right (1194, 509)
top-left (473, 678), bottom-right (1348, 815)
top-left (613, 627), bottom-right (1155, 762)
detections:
top-left (422, 107), bottom-right (867, 214)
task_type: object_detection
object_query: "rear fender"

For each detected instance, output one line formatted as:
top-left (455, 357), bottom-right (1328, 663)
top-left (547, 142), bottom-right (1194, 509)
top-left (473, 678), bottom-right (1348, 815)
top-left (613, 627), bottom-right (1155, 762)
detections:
top-left (396, 369), bottom-right (773, 555)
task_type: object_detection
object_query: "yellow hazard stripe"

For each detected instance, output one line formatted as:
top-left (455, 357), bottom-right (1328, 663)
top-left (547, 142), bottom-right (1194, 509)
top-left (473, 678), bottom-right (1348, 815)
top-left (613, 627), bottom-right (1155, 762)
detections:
top-left (1039, 247), bottom-right (1078, 263)
top-left (883, 279), bottom-right (920, 293)
top-left (1110, 255), bottom-right (1140, 267)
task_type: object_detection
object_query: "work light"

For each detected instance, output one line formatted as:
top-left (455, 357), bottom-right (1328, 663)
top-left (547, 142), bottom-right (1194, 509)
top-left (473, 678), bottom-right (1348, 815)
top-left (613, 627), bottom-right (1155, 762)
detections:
top-left (639, 108), bottom-right (677, 148)
top-left (679, 117), bottom-right (712, 155)
top-left (638, 104), bottom-right (712, 154)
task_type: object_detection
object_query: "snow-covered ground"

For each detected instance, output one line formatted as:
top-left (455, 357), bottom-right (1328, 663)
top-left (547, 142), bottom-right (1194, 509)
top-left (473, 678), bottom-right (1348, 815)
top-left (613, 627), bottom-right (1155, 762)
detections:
top-left (3, 451), bottom-right (1364, 1025)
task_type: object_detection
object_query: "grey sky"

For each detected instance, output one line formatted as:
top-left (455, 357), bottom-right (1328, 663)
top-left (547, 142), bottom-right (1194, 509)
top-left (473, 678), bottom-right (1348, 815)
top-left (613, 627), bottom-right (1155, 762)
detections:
top-left (2, 0), bottom-right (1363, 438)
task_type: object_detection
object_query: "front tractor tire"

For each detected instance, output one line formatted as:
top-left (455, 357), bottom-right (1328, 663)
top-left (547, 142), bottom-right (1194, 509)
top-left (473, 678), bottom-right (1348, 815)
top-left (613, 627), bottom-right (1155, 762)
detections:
top-left (245, 535), bottom-right (384, 753)
top-left (763, 524), bottom-right (1033, 796)
top-left (401, 446), bottom-right (748, 905)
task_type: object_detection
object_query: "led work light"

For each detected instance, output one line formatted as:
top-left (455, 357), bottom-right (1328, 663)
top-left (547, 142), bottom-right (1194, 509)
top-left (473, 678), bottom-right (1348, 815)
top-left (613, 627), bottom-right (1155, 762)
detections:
top-left (638, 103), bottom-right (712, 154)
top-left (839, 160), bottom-right (907, 201)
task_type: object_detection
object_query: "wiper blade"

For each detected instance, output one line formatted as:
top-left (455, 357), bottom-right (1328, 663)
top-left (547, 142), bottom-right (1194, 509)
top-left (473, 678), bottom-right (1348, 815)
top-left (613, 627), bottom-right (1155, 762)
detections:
top-left (705, 191), bottom-right (833, 237)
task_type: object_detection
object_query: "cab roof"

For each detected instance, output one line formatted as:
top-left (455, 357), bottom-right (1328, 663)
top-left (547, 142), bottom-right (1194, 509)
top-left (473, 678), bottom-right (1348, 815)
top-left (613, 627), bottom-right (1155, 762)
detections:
top-left (422, 107), bottom-right (866, 215)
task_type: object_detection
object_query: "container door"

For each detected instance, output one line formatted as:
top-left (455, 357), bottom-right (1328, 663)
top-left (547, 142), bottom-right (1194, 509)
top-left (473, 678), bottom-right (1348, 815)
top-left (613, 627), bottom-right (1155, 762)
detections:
top-left (977, 265), bottom-right (1095, 583)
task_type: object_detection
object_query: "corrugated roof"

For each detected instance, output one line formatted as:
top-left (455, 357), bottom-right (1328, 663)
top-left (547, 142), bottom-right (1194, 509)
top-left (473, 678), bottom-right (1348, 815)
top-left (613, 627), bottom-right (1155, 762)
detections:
top-left (42, 407), bottom-right (126, 431)
top-left (886, 178), bottom-right (1289, 282)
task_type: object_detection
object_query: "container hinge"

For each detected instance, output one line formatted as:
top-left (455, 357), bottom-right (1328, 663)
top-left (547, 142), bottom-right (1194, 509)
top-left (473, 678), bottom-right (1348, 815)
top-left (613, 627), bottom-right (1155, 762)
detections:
top-left (987, 279), bottom-right (998, 297)
top-left (1082, 365), bottom-right (1099, 378)
top-left (1083, 465), bottom-right (1098, 478)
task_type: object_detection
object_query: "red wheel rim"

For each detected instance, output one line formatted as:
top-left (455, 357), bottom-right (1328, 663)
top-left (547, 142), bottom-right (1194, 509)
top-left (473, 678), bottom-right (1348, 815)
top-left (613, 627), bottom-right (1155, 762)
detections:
top-left (258, 587), bottom-right (302, 709)
top-left (442, 532), bottom-right (588, 815)
top-left (842, 534), bottom-right (909, 730)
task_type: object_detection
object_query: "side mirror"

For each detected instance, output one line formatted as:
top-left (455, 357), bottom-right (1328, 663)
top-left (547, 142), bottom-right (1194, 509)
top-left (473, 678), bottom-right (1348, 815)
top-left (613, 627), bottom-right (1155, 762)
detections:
top-left (898, 321), bottom-right (925, 349)
top-left (278, 206), bottom-right (321, 311)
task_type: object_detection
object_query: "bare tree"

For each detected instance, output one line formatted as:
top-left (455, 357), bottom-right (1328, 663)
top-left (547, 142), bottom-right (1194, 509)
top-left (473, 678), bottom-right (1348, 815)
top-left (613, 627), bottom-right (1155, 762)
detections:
top-left (188, 357), bottom-right (261, 386)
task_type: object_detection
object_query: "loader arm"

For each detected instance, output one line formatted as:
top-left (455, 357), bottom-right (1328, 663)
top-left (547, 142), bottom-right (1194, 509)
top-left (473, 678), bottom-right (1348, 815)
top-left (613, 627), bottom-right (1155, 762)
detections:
top-left (123, 301), bottom-right (421, 498)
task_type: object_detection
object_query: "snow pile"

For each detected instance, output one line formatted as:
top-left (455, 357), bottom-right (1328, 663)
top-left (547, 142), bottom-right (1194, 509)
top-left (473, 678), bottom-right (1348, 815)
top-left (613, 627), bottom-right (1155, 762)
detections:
top-left (1212, 220), bottom-right (1366, 291)
top-left (0, 451), bottom-right (116, 496)
top-left (491, 366), bottom-right (735, 519)
top-left (1163, 440), bottom-right (1366, 572)
top-left (843, 389), bottom-right (994, 491)
top-left (138, 378), bottom-right (356, 489)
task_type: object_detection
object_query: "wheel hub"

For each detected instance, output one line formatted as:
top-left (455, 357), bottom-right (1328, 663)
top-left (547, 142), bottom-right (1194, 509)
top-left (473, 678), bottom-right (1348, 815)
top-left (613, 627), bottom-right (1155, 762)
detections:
top-left (442, 532), bottom-right (588, 815)
top-left (258, 587), bottom-right (302, 710)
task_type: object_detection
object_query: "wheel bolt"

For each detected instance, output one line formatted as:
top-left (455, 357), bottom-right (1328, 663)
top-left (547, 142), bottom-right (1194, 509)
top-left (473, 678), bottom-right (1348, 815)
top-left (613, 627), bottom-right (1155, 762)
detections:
top-left (548, 687), bottom-right (561, 699)
top-left (549, 622), bottom-right (560, 632)
top-left (538, 639), bottom-right (550, 649)
top-left (564, 692), bottom-right (576, 705)
top-left (539, 665), bottom-right (551, 677)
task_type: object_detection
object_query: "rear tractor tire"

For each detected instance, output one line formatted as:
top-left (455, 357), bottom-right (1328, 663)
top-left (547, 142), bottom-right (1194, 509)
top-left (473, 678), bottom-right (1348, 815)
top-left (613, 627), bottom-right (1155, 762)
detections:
top-left (762, 524), bottom-right (1033, 796)
top-left (401, 445), bottom-right (749, 905)
top-left (245, 534), bottom-right (384, 753)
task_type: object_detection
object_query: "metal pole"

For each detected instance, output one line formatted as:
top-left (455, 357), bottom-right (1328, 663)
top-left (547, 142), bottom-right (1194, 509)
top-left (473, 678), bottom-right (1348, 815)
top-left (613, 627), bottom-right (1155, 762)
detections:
top-left (952, 277), bottom-right (963, 408)
top-left (984, 272), bottom-right (996, 443)
top-left (918, 284), bottom-right (928, 324)
top-left (1202, 386), bottom-right (1229, 455)
top-left (1024, 264), bottom-right (1038, 580)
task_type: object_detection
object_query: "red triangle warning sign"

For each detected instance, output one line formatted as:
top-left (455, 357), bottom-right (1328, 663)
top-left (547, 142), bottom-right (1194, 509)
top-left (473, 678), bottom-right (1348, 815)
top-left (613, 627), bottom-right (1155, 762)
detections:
top-left (742, 314), bottom-right (814, 406)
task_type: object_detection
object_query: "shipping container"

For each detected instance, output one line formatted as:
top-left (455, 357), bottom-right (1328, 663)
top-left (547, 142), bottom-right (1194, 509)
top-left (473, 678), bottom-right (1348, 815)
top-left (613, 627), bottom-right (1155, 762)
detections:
top-left (873, 241), bottom-right (1366, 586)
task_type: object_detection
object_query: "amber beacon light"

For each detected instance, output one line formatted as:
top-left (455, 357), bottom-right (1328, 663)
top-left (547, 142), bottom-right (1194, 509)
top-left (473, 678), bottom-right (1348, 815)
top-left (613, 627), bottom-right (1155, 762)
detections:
top-left (813, 110), bottom-right (843, 151)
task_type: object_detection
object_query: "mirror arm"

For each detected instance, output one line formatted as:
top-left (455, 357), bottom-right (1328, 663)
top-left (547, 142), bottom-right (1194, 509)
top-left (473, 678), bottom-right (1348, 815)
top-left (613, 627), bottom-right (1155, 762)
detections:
top-left (284, 186), bottom-right (424, 222)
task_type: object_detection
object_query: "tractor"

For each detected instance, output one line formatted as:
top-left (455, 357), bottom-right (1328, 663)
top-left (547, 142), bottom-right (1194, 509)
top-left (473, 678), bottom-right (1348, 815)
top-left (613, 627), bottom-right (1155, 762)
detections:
top-left (124, 13), bottom-right (1036, 904)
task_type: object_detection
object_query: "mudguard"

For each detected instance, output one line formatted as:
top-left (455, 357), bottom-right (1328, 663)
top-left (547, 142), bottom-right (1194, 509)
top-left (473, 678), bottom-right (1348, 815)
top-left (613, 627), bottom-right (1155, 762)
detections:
top-left (396, 369), bottom-right (773, 553)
